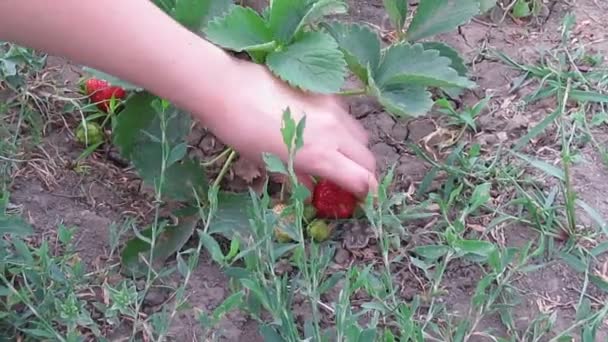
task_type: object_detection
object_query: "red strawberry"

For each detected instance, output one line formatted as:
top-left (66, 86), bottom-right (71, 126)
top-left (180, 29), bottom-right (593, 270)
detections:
top-left (312, 179), bottom-right (357, 219)
top-left (84, 78), bottom-right (126, 112)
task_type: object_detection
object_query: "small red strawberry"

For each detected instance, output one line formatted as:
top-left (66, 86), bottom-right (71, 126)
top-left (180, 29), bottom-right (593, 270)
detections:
top-left (84, 78), bottom-right (126, 112)
top-left (312, 179), bottom-right (357, 219)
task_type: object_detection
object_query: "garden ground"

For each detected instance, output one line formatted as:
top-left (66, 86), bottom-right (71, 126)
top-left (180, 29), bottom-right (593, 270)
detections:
top-left (2, 0), bottom-right (608, 341)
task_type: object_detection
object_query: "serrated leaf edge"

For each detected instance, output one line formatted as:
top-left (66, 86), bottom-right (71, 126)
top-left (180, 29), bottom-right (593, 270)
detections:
top-left (379, 42), bottom-right (476, 89)
top-left (322, 20), bottom-right (382, 81)
top-left (265, 32), bottom-right (347, 94)
top-left (367, 66), bottom-right (433, 117)
top-left (203, 5), bottom-right (273, 52)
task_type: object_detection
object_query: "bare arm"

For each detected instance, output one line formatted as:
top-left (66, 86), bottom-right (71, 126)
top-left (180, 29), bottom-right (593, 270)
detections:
top-left (0, 0), bottom-right (378, 197)
top-left (0, 0), bottom-right (232, 120)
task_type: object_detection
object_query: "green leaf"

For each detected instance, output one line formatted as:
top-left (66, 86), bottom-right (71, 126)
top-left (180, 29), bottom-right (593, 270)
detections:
top-left (266, 31), bottom-right (346, 93)
top-left (359, 329), bottom-right (377, 342)
top-left (259, 325), bottom-right (285, 342)
top-left (269, 0), bottom-right (309, 43)
top-left (512, 152), bottom-right (565, 180)
top-left (121, 215), bottom-right (199, 277)
top-left (131, 146), bottom-right (207, 203)
top-left (172, 0), bottom-right (208, 29)
top-left (478, 0), bottom-right (496, 13)
top-left (262, 153), bottom-right (287, 174)
top-left (323, 22), bottom-right (381, 82)
top-left (281, 108), bottom-right (297, 150)
top-left (576, 199), bottom-right (608, 236)
top-left (559, 252), bottom-right (587, 274)
top-left (301, 0), bottom-right (348, 28)
top-left (383, 0), bottom-right (408, 32)
top-left (513, 108), bottom-right (560, 151)
top-left (212, 291), bottom-right (245, 320)
top-left (512, 0), bottom-right (532, 18)
top-left (421, 42), bottom-right (468, 76)
top-left (374, 43), bottom-right (475, 89)
top-left (468, 182), bottom-right (491, 213)
top-left (198, 231), bottom-right (225, 264)
top-left (207, 192), bottom-right (253, 239)
top-left (0, 216), bottom-right (33, 236)
top-left (204, 6), bottom-right (274, 52)
top-left (414, 245), bottom-right (450, 260)
top-left (269, 0), bottom-right (347, 44)
top-left (590, 275), bottom-right (608, 293)
top-left (112, 92), bottom-right (158, 158)
top-left (452, 239), bottom-right (496, 258)
top-left (120, 104), bottom-right (207, 201)
top-left (167, 142), bottom-right (188, 167)
top-left (116, 94), bottom-right (208, 202)
top-left (569, 90), bottom-right (608, 103)
top-left (368, 73), bottom-right (434, 117)
top-left (406, 0), bottom-right (480, 42)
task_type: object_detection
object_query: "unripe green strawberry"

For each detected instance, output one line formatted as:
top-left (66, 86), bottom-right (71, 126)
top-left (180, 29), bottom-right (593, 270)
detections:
top-left (303, 204), bottom-right (317, 223)
top-left (76, 122), bottom-right (103, 146)
top-left (306, 219), bottom-right (332, 242)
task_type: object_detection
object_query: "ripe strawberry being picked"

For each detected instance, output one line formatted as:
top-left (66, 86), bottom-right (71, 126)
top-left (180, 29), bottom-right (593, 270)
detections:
top-left (312, 179), bottom-right (358, 219)
top-left (84, 78), bottom-right (126, 112)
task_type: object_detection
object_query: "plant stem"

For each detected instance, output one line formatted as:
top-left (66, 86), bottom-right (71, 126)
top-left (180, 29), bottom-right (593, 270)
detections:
top-left (202, 147), bottom-right (233, 167)
top-left (212, 149), bottom-right (237, 189)
top-left (559, 80), bottom-right (576, 234)
top-left (337, 88), bottom-right (367, 96)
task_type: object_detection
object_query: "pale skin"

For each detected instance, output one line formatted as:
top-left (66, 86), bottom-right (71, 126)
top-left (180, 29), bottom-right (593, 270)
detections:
top-left (0, 0), bottom-right (378, 198)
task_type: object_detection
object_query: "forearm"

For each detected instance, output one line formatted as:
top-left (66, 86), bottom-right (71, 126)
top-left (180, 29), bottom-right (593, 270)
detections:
top-left (0, 0), bottom-right (233, 120)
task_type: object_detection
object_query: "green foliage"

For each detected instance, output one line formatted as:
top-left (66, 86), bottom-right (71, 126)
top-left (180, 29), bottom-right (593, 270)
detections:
top-left (0, 192), bottom-right (33, 236)
top-left (121, 214), bottom-right (199, 277)
top-left (406, 0), bottom-right (480, 42)
top-left (266, 31), bottom-right (347, 93)
top-left (367, 42), bottom-right (475, 116)
top-left (322, 22), bottom-right (381, 82)
top-left (114, 93), bottom-right (207, 202)
top-left (0, 224), bottom-right (99, 340)
top-left (205, 0), bottom-right (348, 93)
top-left (153, 0), bottom-right (232, 30)
top-left (204, 6), bottom-right (273, 52)
top-left (0, 42), bottom-right (46, 88)
top-left (383, 0), bottom-right (408, 33)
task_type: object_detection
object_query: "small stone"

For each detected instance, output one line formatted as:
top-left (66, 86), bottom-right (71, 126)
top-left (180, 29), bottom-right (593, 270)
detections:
top-left (406, 119), bottom-right (435, 142)
top-left (497, 131), bottom-right (508, 142)
top-left (349, 97), bottom-right (379, 119)
top-left (391, 123), bottom-right (409, 141)
top-left (334, 248), bottom-right (350, 264)
top-left (371, 143), bottom-right (399, 170)
top-left (143, 287), bottom-right (168, 307)
top-left (376, 112), bottom-right (396, 133)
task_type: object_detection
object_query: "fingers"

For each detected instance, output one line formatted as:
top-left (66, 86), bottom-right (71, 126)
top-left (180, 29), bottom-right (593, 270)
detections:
top-left (326, 97), bottom-right (369, 144)
top-left (340, 113), bottom-right (369, 143)
top-left (338, 139), bottom-right (376, 174)
top-left (299, 148), bottom-right (377, 199)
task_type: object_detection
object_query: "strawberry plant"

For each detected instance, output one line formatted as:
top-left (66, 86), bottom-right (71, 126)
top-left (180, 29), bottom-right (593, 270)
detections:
top-left (79, 0), bottom-right (491, 275)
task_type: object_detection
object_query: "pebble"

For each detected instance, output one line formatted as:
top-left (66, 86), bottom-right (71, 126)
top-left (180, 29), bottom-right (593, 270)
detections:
top-left (334, 247), bottom-right (350, 264)
top-left (143, 287), bottom-right (169, 307)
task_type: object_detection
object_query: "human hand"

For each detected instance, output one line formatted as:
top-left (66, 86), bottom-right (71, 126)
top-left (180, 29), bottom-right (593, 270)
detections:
top-left (199, 58), bottom-right (378, 198)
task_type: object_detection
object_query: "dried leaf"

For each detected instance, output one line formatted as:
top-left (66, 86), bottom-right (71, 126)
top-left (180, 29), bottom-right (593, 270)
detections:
top-left (233, 157), bottom-right (263, 183)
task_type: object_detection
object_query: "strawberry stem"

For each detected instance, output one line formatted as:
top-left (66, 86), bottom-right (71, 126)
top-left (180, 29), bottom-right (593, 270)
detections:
top-left (212, 149), bottom-right (237, 190)
top-left (337, 88), bottom-right (367, 96)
